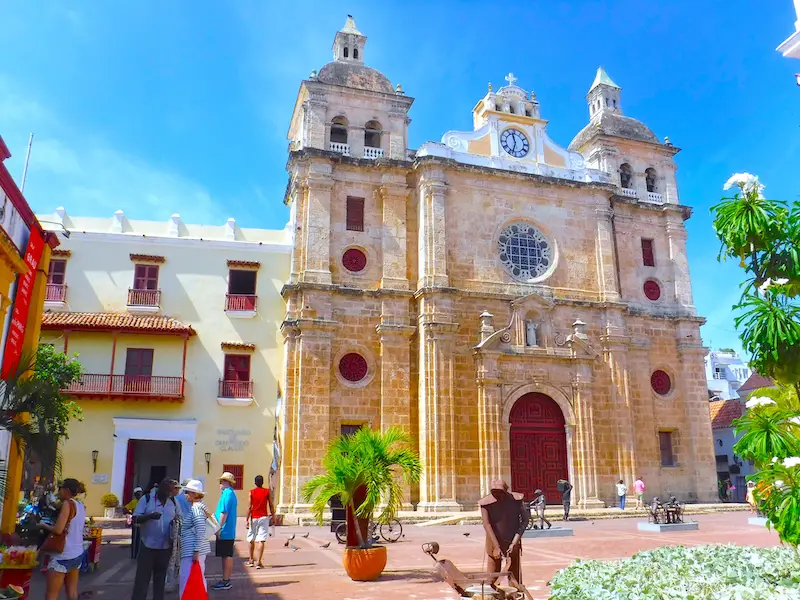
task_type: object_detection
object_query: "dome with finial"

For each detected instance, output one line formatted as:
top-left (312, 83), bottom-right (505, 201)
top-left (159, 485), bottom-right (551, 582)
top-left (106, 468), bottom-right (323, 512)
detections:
top-left (316, 15), bottom-right (395, 94)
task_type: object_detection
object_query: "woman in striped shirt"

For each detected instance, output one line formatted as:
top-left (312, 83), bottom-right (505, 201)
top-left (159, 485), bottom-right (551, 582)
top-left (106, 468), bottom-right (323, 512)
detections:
top-left (179, 479), bottom-right (211, 597)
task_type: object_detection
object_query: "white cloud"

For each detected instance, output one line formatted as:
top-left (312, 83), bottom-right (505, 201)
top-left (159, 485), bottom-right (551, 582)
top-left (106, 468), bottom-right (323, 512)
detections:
top-left (0, 74), bottom-right (228, 225)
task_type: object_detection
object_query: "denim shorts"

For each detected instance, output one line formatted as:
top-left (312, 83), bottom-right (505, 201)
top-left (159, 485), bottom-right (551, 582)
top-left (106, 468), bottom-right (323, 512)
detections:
top-left (48, 554), bottom-right (83, 573)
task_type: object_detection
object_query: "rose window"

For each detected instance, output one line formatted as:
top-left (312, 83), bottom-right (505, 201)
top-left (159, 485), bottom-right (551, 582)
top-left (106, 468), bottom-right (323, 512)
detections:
top-left (342, 248), bottom-right (367, 273)
top-left (339, 353), bottom-right (368, 383)
top-left (643, 280), bottom-right (662, 301)
top-left (498, 223), bottom-right (554, 282)
top-left (651, 370), bottom-right (672, 395)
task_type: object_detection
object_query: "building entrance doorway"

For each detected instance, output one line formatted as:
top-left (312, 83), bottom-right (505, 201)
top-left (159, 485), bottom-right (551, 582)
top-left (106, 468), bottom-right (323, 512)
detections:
top-left (123, 440), bottom-right (181, 501)
top-left (509, 392), bottom-right (568, 504)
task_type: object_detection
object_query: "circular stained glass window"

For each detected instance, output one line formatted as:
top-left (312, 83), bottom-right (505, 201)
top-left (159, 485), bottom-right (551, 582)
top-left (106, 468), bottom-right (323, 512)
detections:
top-left (342, 248), bottom-right (367, 273)
top-left (643, 280), bottom-right (661, 301)
top-left (498, 223), bottom-right (554, 282)
top-left (651, 370), bottom-right (672, 395)
top-left (339, 353), bottom-right (368, 382)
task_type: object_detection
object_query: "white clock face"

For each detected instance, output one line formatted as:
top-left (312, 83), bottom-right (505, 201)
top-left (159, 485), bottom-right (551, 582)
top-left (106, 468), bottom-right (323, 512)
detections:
top-left (500, 128), bottom-right (530, 158)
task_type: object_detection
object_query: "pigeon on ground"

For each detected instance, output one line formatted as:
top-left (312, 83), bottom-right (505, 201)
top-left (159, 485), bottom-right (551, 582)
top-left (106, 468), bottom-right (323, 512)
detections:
top-left (320, 541), bottom-right (331, 548)
top-left (302, 532), bottom-right (309, 538)
top-left (284, 538), bottom-right (290, 547)
top-left (288, 533), bottom-right (296, 540)
top-left (290, 544), bottom-right (300, 552)
top-left (463, 532), bottom-right (470, 537)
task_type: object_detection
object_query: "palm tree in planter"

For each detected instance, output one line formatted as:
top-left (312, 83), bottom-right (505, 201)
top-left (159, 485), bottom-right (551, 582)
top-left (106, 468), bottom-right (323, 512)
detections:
top-left (302, 426), bottom-right (421, 581)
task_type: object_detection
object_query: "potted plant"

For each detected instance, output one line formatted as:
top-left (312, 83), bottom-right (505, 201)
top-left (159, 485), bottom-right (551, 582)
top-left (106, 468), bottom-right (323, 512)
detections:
top-left (100, 493), bottom-right (120, 518)
top-left (303, 426), bottom-right (421, 581)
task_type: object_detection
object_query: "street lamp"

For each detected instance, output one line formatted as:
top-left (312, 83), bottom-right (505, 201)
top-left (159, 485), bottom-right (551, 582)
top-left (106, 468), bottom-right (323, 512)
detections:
top-left (91, 450), bottom-right (99, 473)
top-left (205, 452), bottom-right (211, 474)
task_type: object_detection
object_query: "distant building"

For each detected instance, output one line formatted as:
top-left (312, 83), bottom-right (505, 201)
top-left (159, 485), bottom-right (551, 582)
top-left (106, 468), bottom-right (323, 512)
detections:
top-left (777, 1), bottom-right (800, 60)
top-left (704, 350), bottom-right (751, 401)
top-left (736, 372), bottom-right (775, 399)
top-left (708, 399), bottom-right (752, 502)
top-left (36, 207), bottom-right (290, 516)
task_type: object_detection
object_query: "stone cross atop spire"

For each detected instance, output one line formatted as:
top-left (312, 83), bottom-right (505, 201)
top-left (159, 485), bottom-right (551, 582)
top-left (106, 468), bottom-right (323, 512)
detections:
top-left (504, 72), bottom-right (518, 86)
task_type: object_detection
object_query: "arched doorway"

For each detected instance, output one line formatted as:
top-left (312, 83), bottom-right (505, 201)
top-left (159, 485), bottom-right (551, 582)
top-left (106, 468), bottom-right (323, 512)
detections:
top-left (509, 392), bottom-right (568, 503)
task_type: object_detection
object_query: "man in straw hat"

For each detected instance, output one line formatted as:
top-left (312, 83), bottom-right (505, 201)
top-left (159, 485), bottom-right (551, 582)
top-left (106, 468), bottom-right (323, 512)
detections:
top-left (212, 472), bottom-right (239, 591)
top-left (479, 479), bottom-right (530, 584)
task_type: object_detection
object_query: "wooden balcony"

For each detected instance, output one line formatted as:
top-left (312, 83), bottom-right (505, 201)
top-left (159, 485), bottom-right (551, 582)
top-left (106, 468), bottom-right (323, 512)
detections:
top-left (127, 288), bottom-right (161, 309)
top-left (45, 283), bottom-right (67, 303)
top-left (66, 374), bottom-right (184, 401)
top-left (218, 379), bottom-right (253, 399)
top-left (225, 294), bottom-right (257, 312)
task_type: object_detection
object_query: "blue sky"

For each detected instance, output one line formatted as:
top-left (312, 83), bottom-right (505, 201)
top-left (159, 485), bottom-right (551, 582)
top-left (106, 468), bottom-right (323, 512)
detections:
top-left (2, 1), bottom-right (799, 356)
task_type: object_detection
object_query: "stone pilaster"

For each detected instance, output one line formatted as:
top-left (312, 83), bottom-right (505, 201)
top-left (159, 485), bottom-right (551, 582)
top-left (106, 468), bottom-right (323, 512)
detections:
top-left (595, 205), bottom-right (621, 303)
top-left (300, 165), bottom-right (334, 285)
top-left (677, 341), bottom-right (718, 502)
top-left (417, 171), bottom-right (449, 289)
top-left (278, 319), bottom-right (335, 513)
top-left (379, 175), bottom-right (409, 290)
top-left (665, 212), bottom-right (695, 311)
top-left (417, 320), bottom-right (461, 511)
top-left (602, 337), bottom-right (637, 491)
top-left (572, 373), bottom-right (604, 508)
top-left (476, 353), bottom-right (503, 498)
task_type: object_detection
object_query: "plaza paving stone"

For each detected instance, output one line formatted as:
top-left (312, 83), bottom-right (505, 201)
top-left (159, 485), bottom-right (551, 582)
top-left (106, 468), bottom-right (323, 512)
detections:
top-left (26, 511), bottom-right (780, 600)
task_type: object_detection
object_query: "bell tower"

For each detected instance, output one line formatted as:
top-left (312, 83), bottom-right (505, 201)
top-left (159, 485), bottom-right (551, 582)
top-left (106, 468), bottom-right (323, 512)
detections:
top-left (332, 15), bottom-right (366, 64)
top-left (586, 67), bottom-right (622, 121)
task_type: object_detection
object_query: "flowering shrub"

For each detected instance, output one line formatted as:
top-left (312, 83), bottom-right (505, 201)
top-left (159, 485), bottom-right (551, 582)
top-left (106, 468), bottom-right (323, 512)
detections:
top-left (549, 545), bottom-right (800, 599)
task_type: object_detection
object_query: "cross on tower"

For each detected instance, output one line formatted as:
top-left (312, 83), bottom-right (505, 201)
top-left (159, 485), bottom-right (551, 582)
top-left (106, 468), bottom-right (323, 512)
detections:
top-left (505, 72), bottom-right (518, 86)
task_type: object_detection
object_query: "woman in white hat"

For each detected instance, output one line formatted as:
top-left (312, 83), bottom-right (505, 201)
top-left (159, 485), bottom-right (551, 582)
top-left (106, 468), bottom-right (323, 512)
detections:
top-left (179, 479), bottom-right (211, 596)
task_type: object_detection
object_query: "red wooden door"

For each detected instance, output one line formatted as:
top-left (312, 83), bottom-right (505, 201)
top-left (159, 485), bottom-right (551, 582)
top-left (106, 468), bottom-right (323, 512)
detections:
top-left (509, 393), bottom-right (568, 504)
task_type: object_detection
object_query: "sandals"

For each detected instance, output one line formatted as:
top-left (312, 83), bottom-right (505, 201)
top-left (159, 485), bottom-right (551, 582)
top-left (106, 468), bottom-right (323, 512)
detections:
top-left (245, 560), bottom-right (255, 568)
top-left (256, 564), bottom-right (264, 569)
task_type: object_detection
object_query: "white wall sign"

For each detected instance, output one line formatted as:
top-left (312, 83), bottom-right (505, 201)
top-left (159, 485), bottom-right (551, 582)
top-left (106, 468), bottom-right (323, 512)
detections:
top-left (0, 190), bottom-right (30, 254)
top-left (91, 474), bottom-right (109, 484)
top-left (215, 428), bottom-right (251, 452)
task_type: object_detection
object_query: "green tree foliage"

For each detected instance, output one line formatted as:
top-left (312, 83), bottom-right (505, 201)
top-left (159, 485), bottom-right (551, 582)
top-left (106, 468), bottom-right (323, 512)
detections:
top-left (0, 346), bottom-right (82, 487)
top-left (714, 173), bottom-right (800, 547)
top-left (302, 427), bottom-right (421, 548)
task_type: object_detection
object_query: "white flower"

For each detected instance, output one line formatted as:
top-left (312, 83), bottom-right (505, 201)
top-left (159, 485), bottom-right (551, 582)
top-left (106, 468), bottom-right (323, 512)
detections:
top-left (790, 417), bottom-right (800, 425)
top-left (723, 172), bottom-right (765, 196)
top-left (745, 396), bottom-right (777, 409)
top-left (772, 457), bottom-right (779, 463)
top-left (783, 457), bottom-right (800, 468)
top-left (758, 278), bottom-right (772, 295)
top-left (774, 480), bottom-right (784, 488)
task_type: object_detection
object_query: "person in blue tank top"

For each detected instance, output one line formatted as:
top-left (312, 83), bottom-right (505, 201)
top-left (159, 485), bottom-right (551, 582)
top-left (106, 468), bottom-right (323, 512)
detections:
top-left (212, 472), bottom-right (238, 591)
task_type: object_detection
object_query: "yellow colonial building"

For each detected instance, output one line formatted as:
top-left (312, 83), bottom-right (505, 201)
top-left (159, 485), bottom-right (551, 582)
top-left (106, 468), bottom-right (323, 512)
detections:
top-left (36, 208), bottom-right (290, 515)
top-left (277, 17), bottom-right (718, 512)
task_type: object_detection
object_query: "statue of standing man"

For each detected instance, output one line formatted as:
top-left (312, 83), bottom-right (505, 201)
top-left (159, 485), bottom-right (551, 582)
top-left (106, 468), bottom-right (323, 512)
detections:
top-left (479, 480), bottom-right (530, 584)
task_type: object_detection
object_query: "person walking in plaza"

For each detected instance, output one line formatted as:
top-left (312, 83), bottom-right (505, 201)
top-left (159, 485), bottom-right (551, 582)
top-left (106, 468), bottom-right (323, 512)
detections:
top-left (125, 487), bottom-right (144, 559)
top-left (179, 479), bottom-right (211, 598)
top-left (39, 478), bottom-right (86, 600)
top-left (131, 478), bottom-right (179, 600)
top-left (479, 479), bottom-right (530, 584)
top-left (558, 479), bottom-right (573, 521)
top-left (245, 475), bottom-right (275, 569)
top-left (531, 489), bottom-right (551, 530)
top-left (616, 479), bottom-right (628, 510)
top-left (634, 476), bottom-right (646, 510)
top-left (212, 472), bottom-right (239, 591)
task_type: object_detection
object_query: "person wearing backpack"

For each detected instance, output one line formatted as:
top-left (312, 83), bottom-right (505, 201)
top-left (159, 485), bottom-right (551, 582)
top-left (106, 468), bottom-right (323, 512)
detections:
top-left (132, 478), bottom-right (179, 600)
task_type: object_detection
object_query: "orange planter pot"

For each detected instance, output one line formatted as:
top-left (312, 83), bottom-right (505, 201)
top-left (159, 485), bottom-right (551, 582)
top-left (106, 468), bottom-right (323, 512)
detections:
top-left (342, 545), bottom-right (387, 581)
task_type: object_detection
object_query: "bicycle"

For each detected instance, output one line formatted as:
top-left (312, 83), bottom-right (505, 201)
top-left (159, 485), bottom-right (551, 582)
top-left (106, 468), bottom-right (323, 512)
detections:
top-left (335, 519), bottom-right (403, 544)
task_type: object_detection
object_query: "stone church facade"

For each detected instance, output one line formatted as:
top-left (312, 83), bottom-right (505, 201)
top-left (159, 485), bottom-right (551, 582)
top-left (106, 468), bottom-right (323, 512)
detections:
top-left (277, 16), bottom-right (718, 512)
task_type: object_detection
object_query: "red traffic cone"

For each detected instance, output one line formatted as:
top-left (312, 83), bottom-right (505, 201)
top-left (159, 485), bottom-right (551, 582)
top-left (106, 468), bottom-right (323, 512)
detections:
top-left (182, 562), bottom-right (208, 600)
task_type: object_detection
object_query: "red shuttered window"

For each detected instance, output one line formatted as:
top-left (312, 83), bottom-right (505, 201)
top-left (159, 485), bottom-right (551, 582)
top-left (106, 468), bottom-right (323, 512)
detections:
top-left (346, 197), bottom-right (365, 232)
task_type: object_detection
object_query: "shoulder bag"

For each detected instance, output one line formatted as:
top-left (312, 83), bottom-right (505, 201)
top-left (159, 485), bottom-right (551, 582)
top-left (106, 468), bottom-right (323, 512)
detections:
top-left (40, 499), bottom-right (77, 554)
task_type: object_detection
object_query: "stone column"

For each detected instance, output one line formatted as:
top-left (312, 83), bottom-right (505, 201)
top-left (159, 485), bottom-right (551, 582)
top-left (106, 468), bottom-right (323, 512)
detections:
top-left (417, 173), bottom-right (449, 289)
top-left (476, 353), bottom-right (502, 498)
top-left (277, 323), bottom-right (299, 512)
top-left (301, 168), bottom-right (333, 285)
top-left (665, 212), bottom-right (695, 311)
top-left (677, 342), bottom-right (718, 502)
top-left (602, 339), bottom-right (637, 491)
top-left (280, 323), bottom-right (334, 512)
top-left (417, 322), bottom-right (460, 511)
top-left (572, 378), bottom-right (604, 507)
top-left (379, 176), bottom-right (409, 290)
top-left (595, 205), bottom-right (621, 303)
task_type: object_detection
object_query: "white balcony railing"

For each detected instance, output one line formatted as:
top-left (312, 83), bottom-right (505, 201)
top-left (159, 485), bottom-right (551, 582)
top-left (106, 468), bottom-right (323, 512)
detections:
top-left (646, 192), bottom-right (664, 204)
top-left (363, 146), bottom-right (384, 159)
top-left (329, 142), bottom-right (351, 156)
top-left (619, 187), bottom-right (637, 198)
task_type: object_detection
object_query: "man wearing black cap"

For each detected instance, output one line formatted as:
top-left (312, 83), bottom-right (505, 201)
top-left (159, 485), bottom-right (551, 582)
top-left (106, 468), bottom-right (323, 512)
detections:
top-left (479, 479), bottom-right (530, 584)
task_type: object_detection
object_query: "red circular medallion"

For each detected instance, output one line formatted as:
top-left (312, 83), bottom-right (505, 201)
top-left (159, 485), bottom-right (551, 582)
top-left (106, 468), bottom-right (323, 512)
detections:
top-left (643, 280), bottom-right (661, 301)
top-left (339, 353), bottom-right (368, 382)
top-left (342, 248), bottom-right (367, 272)
top-left (651, 370), bottom-right (672, 395)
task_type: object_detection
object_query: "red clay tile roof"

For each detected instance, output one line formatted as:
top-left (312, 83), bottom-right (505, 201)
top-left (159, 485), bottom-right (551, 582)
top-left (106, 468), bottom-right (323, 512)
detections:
top-left (737, 373), bottom-right (775, 396)
top-left (42, 312), bottom-right (195, 336)
top-left (52, 249), bottom-right (72, 257)
top-left (221, 341), bottom-right (256, 351)
top-left (227, 260), bottom-right (260, 269)
top-left (130, 253), bottom-right (166, 263)
top-left (709, 399), bottom-right (743, 429)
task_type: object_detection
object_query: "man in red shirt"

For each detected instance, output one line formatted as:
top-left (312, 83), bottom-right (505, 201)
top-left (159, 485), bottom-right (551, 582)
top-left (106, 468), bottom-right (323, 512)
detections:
top-left (245, 475), bottom-right (275, 569)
